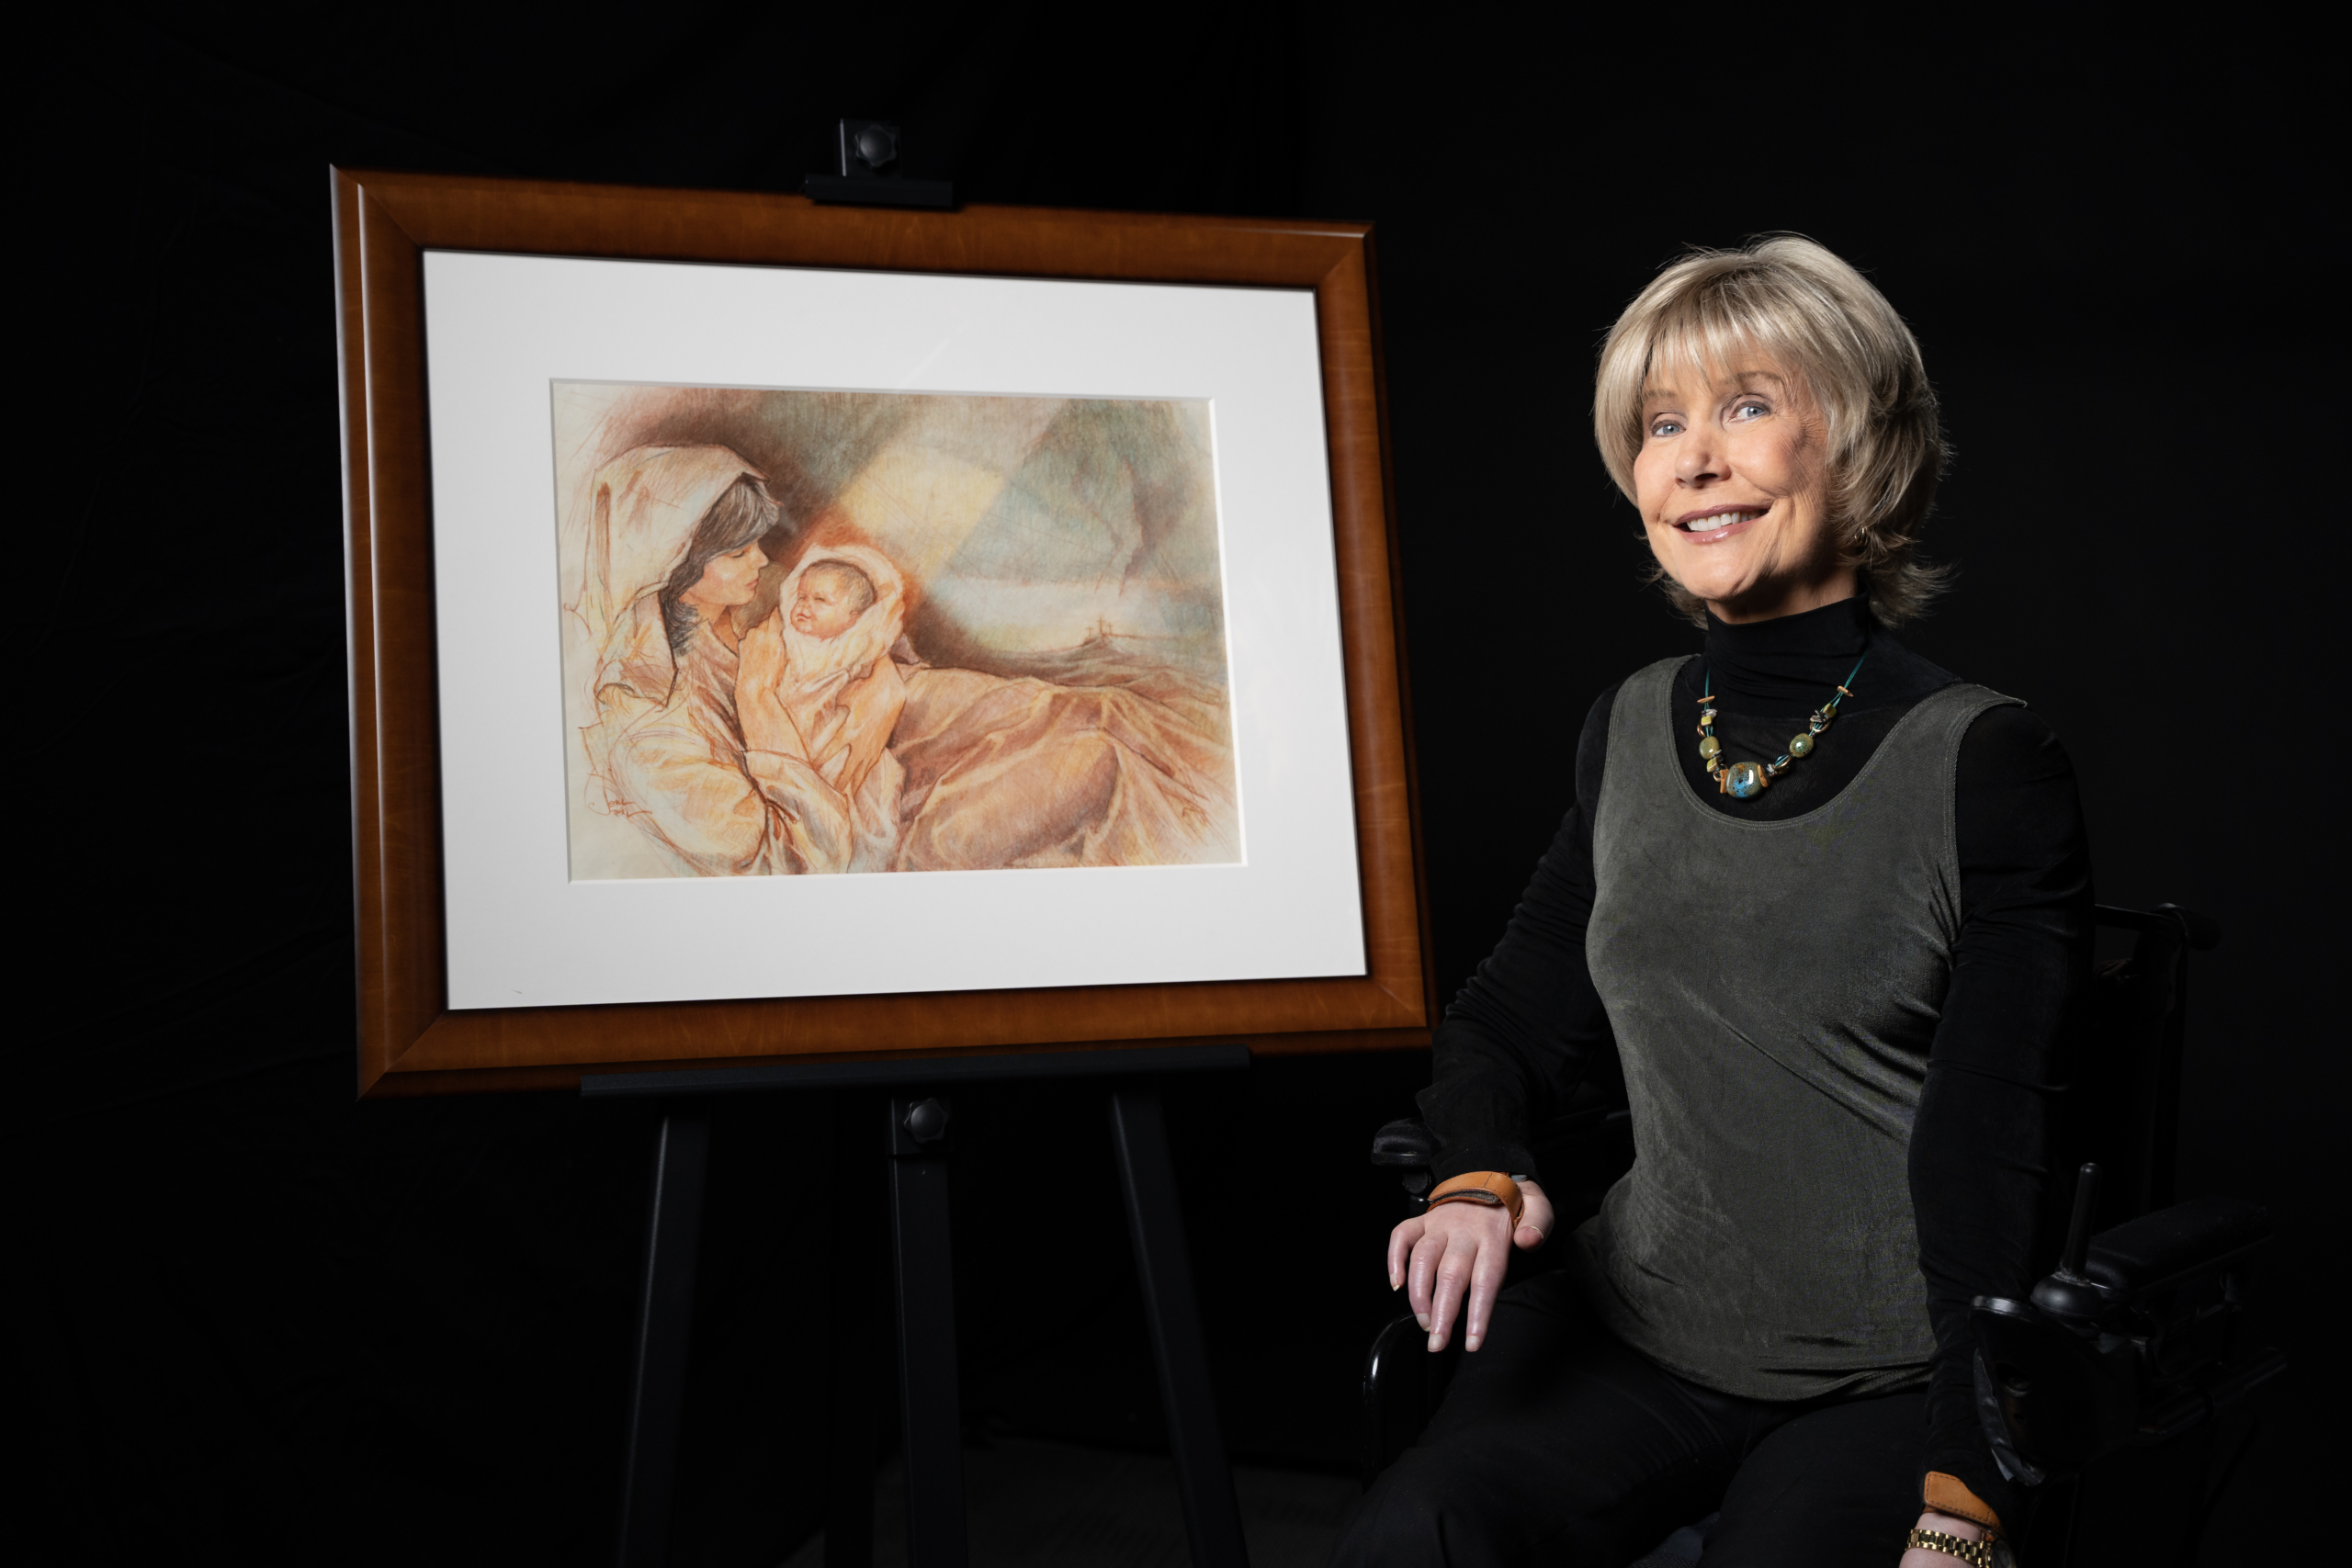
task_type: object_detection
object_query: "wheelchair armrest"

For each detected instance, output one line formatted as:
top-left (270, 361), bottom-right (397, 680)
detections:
top-left (2084, 1195), bottom-right (2268, 1304)
top-left (1977, 1192), bottom-right (2281, 1476)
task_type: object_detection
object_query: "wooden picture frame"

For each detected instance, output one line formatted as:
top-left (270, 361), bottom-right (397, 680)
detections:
top-left (334, 167), bottom-right (1430, 1097)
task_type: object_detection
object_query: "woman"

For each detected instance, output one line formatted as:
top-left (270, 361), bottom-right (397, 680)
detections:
top-left (572, 444), bottom-right (841, 875)
top-left (1333, 238), bottom-right (2086, 1567)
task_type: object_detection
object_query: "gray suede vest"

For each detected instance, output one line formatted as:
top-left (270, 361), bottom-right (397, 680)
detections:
top-left (1568, 657), bottom-right (2017, 1400)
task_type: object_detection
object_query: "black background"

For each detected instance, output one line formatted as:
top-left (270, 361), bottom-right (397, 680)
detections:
top-left (28, 7), bottom-right (2331, 1562)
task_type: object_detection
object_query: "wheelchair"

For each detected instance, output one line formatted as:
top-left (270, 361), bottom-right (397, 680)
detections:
top-left (1360, 903), bottom-right (2284, 1567)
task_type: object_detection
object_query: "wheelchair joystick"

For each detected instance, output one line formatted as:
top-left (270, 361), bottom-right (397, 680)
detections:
top-left (2030, 1162), bottom-right (2109, 1324)
top-left (1970, 1161), bottom-right (2283, 1478)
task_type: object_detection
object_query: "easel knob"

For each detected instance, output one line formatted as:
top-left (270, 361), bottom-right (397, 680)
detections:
top-left (901, 1097), bottom-right (951, 1147)
top-left (806, 118), bottom-right (956, 209)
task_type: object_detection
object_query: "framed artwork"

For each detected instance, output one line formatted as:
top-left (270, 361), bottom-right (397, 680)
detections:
top-left (335, 168), bottom-right (1430, 1095)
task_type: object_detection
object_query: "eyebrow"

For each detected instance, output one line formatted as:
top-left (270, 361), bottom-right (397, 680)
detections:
top-left (1643, 367), bottom-right (1788, 405)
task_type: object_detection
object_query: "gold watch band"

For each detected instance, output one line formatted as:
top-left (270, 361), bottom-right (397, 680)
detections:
top-left (1906, 1528), bottom-right (1996, 1567)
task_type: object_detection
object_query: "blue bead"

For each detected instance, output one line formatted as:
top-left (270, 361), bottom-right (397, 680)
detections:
top-left (1726, 761), bottom-right (1764, 798)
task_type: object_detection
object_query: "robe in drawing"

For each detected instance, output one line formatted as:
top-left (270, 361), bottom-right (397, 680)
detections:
top-left (595, 612), bottom-right (905, 875)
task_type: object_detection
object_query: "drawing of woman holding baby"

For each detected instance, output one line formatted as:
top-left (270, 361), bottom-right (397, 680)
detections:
top-left (569, 444), bottom-right (1234, 877)
top-left (571, 445), bottom-right (894, 874)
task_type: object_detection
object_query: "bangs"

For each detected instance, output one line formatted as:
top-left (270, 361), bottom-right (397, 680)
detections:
top-left (1634, 276), bottom-right (1861, 453)
top-left (695, 476), bottom-right (781, 556)
top-left (1643, 307), bottom-right (1774, 392)
top-left (1638, 317), bottom-right (1810, 418)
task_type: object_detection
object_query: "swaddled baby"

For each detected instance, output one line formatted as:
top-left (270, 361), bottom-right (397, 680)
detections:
top-left (736, 545), bottom-right (910, 873)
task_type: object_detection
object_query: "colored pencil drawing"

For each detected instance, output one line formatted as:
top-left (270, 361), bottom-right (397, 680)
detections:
top-left (554, 383), bottom-right (1240, 878)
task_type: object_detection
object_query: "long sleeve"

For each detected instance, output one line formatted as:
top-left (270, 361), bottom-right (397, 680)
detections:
top-left (743, 750), bottom-right (858, 873)
top-left (1910, 705), bottom-right (2094, 1525)
top-left (1418, 687), bottom-right (1621, 1184)
top-left (605, 699), bottom-right (790, 877)
top-left (591, 624), bottom-right (806, 877)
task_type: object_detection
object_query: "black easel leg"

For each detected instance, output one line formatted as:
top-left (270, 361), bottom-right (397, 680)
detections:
top-left (825, 1090), bottom-right (882, 1568)
top-left (888, 1097), bottom-right (968, 1568)
top-left (1109, 1086), bottom-right (1251, 1568)
top-left (616, 1108), bottom-right (712, 1568)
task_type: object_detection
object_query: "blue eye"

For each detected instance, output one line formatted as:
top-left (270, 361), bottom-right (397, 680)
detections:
top-left (1651, 420), bottom-right (1683, 437)
top-left (1732, 400), bottom-right (1769, 420)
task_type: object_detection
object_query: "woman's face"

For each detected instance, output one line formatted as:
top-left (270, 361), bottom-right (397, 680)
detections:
top-left (790, 571), bottom-right (863, 639)
top-left (1631, 354), bottom-right (1854, 623)
top-left (683, 540), bottom-right (767, 612)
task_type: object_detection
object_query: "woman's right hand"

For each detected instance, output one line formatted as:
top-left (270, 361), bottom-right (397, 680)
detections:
top-left (1386, 1179), bottom-right (1554, 1354)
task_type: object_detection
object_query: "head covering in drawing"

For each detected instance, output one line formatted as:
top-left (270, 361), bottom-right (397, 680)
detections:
top-left (567, 444), bottom-right (766, 708)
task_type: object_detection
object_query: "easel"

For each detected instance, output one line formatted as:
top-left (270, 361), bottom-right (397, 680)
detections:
top-left (587, 1044), bottom-right (1254, 1568)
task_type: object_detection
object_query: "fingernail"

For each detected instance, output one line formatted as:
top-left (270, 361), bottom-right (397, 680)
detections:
top-left (1414, 1312), bottom-right (1429, 1330)
top-left (1388, 1270), bottom-right (1401, 1291)
top-left (1465, 1333), bottom-right (1481, 1351)
top-left (1428, 1331), bottom-right (1443, 1352)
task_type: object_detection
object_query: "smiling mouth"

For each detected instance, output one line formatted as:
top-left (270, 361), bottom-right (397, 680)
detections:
top-left (1677, 506), bottom-right (1765, 536)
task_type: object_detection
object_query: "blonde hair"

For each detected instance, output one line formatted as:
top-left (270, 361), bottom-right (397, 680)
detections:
top-left (1592, 234), bottom-right (1951, 626)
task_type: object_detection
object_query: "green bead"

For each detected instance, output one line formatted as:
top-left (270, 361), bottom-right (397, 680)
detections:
top-left (1698, 735), bottom-right (1722, 760)
top-left (1789, 731), bottom-right (1815, 758)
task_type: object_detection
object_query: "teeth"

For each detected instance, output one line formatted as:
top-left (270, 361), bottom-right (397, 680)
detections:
top-left (1684, 510), bottom-right (1758, 533)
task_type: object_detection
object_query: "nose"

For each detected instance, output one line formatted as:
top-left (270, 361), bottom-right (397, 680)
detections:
top-left (1675, 432), bottom-right (1723, 486)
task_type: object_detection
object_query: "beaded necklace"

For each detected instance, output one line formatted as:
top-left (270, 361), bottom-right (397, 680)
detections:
top-left (1696, 654), bottom-right (1867, 800)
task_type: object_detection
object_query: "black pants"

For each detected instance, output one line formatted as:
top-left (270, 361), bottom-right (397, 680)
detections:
top-left (1330, 1274), bottom-right (1926, 1568)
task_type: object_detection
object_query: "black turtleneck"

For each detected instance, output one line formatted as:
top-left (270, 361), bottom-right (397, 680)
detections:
top-left (1418, 595), bottom-right (2092, 1526)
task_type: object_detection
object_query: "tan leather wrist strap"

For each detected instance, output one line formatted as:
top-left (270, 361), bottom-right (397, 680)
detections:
top-left (1426, 1171), bottom-right (1524, 1229)
top-left (1923, 1472), bottom-right (2003, 1538)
